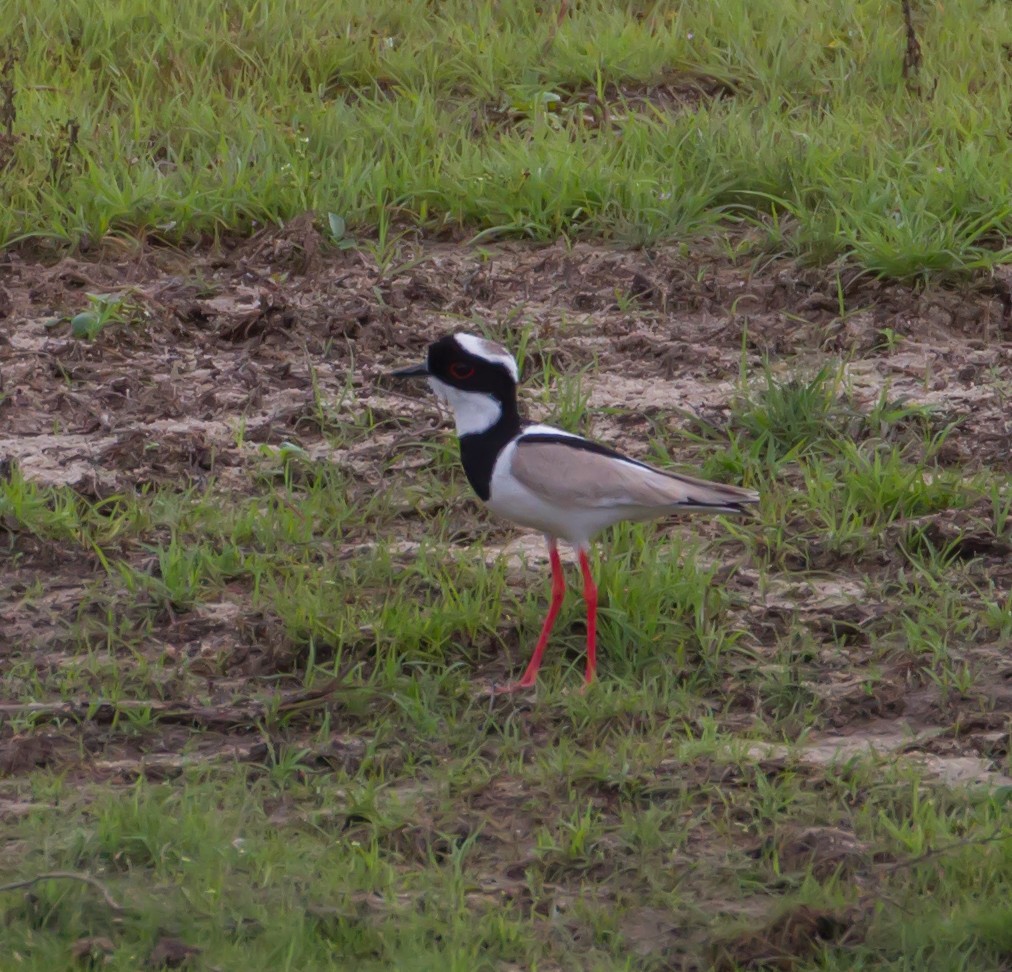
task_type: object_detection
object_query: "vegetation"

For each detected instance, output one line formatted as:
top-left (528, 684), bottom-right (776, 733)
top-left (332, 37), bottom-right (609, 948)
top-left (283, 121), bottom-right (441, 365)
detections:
top-left (1, 2), bottom-right (1010, 969)
top-left (3, 333), bottom-right (1010, 969)
top-left (0, 0), bottom-right (1009, 276)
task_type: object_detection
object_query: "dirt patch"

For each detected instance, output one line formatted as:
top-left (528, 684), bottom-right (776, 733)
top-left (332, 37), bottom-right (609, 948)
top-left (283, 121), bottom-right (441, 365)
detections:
top-left (4, 239), bottom-right (1011, 494)
top-left (763, 824), bottom-right (871, 879)
top-left (471, 72), bottom-right (737, 136)
top-left (711, 902), bottom-right (863, 971)
top-left (748, 730), bottom-right (1012, 789)
top-left (2, 234), bottom-right (1012, 793)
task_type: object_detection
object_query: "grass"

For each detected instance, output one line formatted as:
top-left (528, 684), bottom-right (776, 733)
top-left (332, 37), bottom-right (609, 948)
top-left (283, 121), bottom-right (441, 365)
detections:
top-left (2, 2), bottom-right (1012, 967)
top-left (2, 345), bottom-right (1011, 969)
top-left (0, 0), bottom-right (1009, 276)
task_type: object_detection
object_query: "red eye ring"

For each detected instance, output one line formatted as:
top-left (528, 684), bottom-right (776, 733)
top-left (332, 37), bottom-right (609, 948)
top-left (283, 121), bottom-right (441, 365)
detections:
top-left (449, 362), bottom-right (475, 380)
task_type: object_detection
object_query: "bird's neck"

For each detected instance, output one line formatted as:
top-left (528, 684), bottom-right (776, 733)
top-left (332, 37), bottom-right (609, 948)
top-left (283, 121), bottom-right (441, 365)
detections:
top-left (457, 393), bottom-right (521, 502)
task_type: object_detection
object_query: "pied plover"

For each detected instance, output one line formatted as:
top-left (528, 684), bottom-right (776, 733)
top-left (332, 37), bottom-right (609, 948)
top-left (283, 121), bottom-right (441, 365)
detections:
top-left (391, 333), bottom-right (758, 690)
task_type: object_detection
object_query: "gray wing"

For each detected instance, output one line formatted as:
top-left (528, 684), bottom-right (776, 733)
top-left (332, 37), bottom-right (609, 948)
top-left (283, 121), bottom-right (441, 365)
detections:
top-left (510, 439), bottom-right (759, 513)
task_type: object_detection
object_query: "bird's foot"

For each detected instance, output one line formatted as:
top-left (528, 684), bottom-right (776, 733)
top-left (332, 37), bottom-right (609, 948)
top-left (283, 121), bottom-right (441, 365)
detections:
top-left (473, 679), bottom-right (537, 699)
top-left (498, 680), bottom-right (537, 695)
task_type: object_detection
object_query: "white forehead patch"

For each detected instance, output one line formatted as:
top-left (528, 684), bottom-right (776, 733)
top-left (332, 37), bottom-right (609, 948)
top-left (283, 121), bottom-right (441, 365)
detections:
top-left (454, 333), bottom-right (519, 382)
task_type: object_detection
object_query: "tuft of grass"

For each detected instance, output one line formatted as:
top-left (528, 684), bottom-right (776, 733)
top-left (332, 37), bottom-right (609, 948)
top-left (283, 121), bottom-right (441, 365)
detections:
top-left (4, 427), bottom-right (1011, 970)
top-left (731, 361), bottom-right (844, 468)
top-left (0, 0), bottom-right (1009, 275)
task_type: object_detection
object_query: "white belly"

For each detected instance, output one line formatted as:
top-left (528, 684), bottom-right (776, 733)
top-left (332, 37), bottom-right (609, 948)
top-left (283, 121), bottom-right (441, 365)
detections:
top-left (485, 440), bottom-right (620, 547)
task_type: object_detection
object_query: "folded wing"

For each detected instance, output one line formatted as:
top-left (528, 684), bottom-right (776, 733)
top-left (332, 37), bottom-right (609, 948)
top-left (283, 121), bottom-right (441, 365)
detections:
top-left (510, 436), bottom-right (759, 514)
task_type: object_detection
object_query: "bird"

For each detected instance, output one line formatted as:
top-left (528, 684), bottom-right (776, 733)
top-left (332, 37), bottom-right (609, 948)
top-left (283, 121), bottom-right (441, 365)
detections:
top-left (390, 332), bottom-right (759, 691)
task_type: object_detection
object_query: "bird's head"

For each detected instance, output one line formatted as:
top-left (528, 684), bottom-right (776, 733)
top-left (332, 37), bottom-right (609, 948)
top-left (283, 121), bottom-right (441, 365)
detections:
top-left (391, 333), bottom-right (520, 436)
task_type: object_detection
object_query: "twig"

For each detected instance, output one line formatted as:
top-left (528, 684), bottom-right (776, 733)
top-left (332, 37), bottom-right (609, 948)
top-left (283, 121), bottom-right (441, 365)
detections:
top-left (901, 0), bottom-right (922, 80)
top-left (276, 673), bottom-right (348, 716)
top-left (0, 46), bottom-right (17, 140)
top-left (0, 679), bottom-right (347, 729)
top-left (874, 829), bottom-right (1010, 875)
top-left (0, 699), bottom-right (261, 729)
top-left (0, 871), bottom-right (128, 914)
top-left (543, 0), bottom-right (570, 55)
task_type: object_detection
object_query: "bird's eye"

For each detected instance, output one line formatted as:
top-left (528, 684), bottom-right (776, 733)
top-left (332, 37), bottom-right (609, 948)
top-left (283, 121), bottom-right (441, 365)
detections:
top-left (449, 362), bottom-right (476, 380)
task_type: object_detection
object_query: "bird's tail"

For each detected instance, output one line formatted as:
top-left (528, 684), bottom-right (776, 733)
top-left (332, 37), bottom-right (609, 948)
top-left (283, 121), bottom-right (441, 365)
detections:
top-left (663, 471), bottom-right (760, 514)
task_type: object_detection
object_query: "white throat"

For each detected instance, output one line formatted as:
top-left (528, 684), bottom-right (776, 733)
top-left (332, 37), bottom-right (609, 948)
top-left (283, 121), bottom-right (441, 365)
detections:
top-left (428, 377), bottom-right (502, 436)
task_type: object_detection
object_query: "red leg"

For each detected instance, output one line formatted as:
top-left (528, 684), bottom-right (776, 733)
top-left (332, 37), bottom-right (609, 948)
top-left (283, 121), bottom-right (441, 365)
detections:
top-left (507, 539), bottom-right (565, 690)
top-left (578, 548), bottom-right (598, 686)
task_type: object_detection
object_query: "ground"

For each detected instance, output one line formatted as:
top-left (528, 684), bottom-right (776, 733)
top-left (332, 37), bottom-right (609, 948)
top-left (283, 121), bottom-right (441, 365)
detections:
top-left (1, 230), bottom-right (1010, 970)
top-left (3, 0), bottom-right (1012, 967)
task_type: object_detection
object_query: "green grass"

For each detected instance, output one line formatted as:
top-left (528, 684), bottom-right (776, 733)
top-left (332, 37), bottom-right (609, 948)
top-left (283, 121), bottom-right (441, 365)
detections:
top-left (1, 0), bottom-right (1011, 275)
top-left (3, 2), bottom-right (1012, 967)
top-left (3, 351), bottom-right (1011, 969)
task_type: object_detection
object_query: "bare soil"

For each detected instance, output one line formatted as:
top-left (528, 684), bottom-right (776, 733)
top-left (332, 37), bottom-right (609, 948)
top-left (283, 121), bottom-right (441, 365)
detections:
top-left (2, 227), bottom-right (1011, 793)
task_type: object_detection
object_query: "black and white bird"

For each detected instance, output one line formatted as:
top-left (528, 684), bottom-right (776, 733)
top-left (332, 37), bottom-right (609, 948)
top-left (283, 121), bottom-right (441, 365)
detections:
top-left (391, 333), bottom-right (758, 690)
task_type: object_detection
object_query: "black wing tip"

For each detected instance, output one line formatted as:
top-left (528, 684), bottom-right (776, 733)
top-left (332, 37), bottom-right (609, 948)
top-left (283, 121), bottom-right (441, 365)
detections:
top-left (681, 496), bottom-right (760, 515)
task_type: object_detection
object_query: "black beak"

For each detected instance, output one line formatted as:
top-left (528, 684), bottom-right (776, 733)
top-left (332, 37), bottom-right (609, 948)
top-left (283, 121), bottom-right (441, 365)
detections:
top-left (390, 362), bottom-right (429, 379)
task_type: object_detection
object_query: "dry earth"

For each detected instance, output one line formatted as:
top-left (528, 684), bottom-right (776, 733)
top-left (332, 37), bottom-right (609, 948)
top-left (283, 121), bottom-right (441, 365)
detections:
top-left (2, 226), bottom-right (1011, 802)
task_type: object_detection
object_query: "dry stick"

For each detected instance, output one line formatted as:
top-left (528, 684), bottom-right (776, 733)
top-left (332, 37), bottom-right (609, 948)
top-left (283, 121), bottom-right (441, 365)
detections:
top-left (837, 829), bottom-right (1012, 926)
top-left (0, 872), bottom-right (128, 914)
top-left (543, 0), bottom-right (570, 55)
top-left (901, 0), bottom-right (922, 79)
top-left (0, 699), bottom-right (264, 729)
top-left (0, 679), bottom-right (346, 729)
top-left (0, 46), bottom-right (17, 140)
top-left (874, 829), bottom-right (1010, 875)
